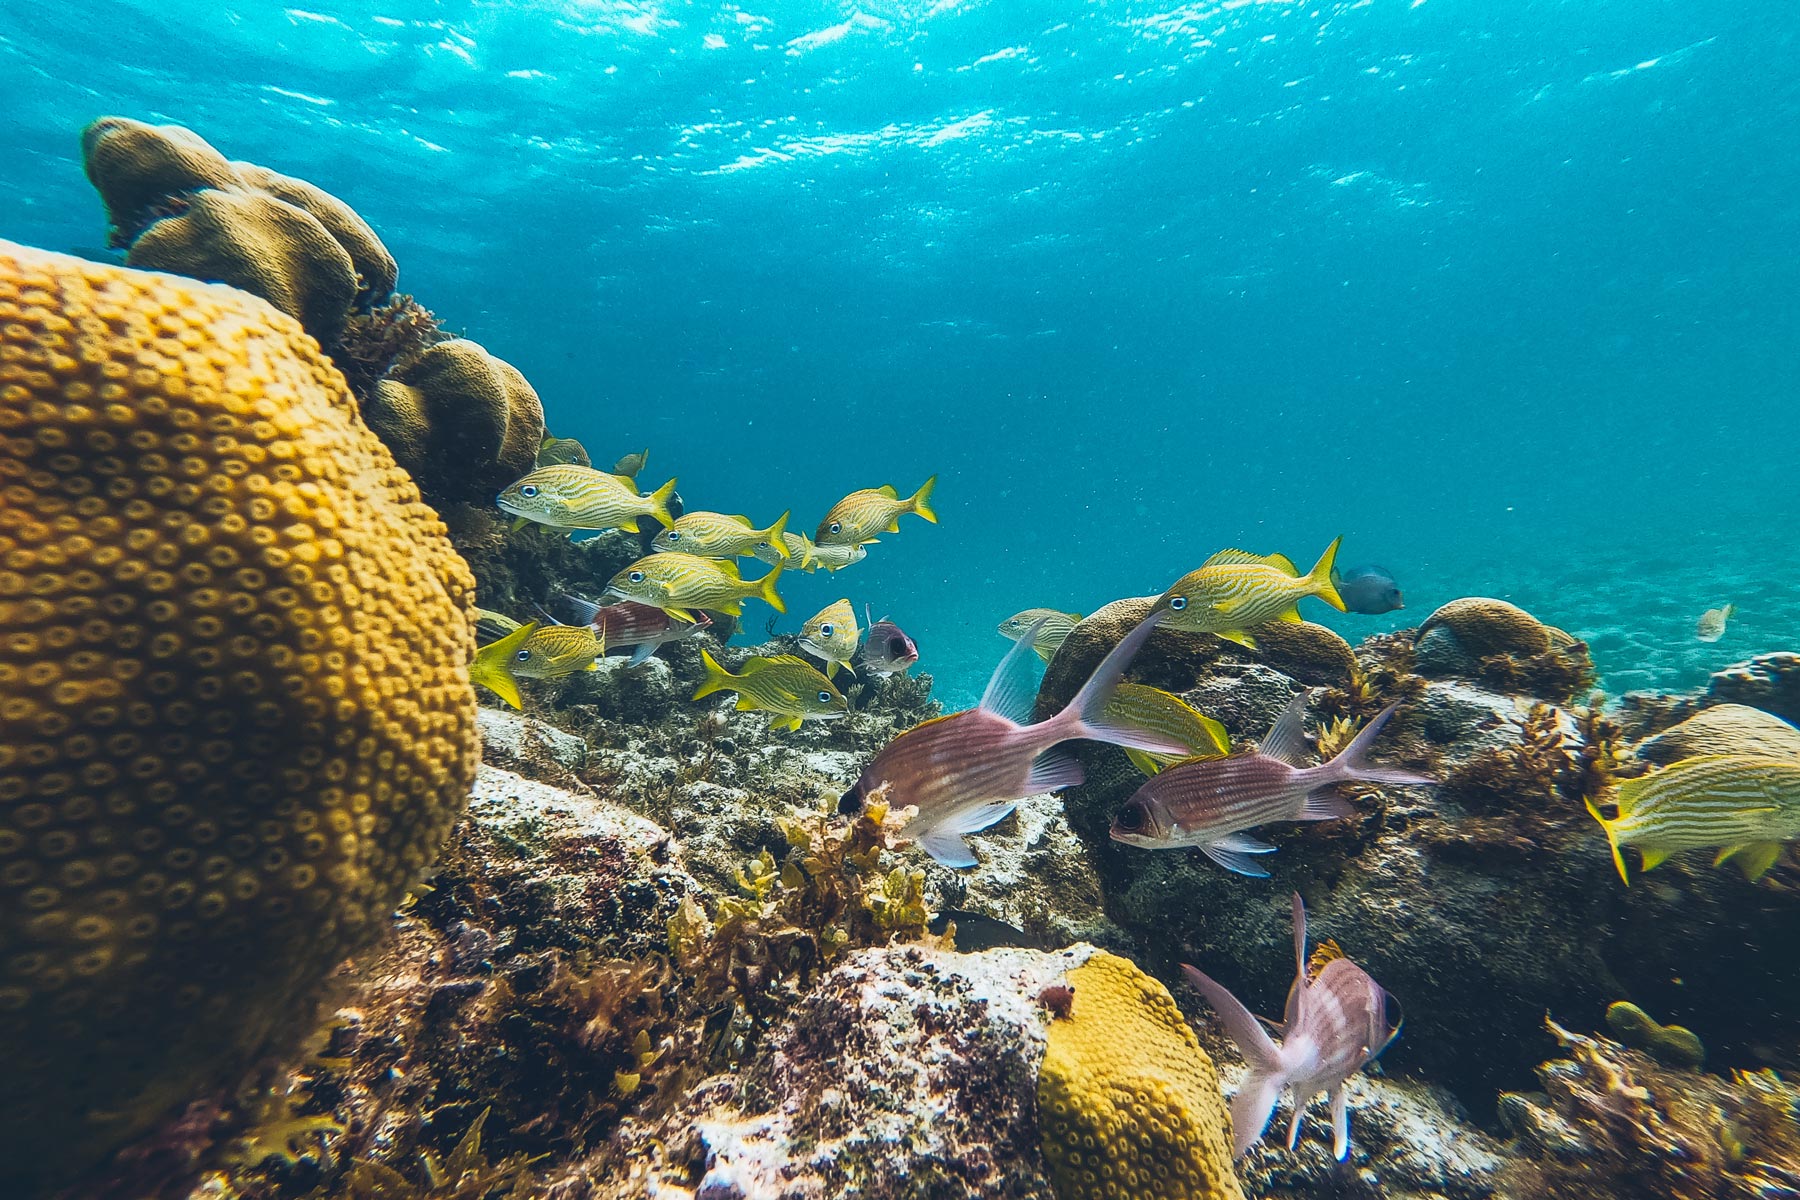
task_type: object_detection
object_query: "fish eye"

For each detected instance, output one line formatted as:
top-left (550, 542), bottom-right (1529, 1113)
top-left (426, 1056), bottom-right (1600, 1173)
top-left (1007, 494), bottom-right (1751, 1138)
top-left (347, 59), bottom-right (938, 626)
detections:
top-left (514, 649), bottom-right (532, 662)
top-left (1169, 596), bottom-right (1188, 611)
top-left (628, 570), bottom-right (645, 583)
top-left (889, 636), bottom-right (906, 654)
top-left (820, 623), bottom-right (834, 636)
top-left (1114, 803), bottom-right (1146, 832)
top-left (829, 521), bottom-right (841, 534)
top-left (667, 531), bottom-right (681, 541)
top-left (520, 484), bottom-right (538, 498)
top-left (818, 690), bottom-right (831, 703)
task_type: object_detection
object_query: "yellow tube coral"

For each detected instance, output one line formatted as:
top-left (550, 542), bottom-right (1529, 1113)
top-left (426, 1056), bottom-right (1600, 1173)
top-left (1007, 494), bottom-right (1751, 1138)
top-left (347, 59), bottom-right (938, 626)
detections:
top-left (0, 242), bottom-right (479, 1194)
top-left (1038, 952), bottom-right (1245, 1200)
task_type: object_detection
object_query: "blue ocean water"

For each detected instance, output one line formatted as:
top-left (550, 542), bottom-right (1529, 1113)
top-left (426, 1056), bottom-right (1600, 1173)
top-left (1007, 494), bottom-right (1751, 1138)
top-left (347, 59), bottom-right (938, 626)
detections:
top-left (6, 1), bottom-right (1798, 705)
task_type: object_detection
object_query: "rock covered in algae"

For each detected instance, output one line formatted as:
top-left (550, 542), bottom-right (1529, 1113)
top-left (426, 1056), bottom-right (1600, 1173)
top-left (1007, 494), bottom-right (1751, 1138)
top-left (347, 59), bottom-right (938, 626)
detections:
top-left (1636, 701), bottom-right (1800, 766)
top-left (1038, 951), bottom-right (1244, 1200)
top-left (1709, 652), bottom-right (1800, 726)
top-left (0, 242), bottom-right (478, 1194)
top-left (1414, 597), bottom-right (1594, 702)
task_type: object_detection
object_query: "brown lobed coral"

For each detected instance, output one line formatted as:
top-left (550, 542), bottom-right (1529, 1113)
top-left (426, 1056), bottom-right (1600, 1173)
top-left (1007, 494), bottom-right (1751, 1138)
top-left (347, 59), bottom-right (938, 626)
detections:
top-left (0, 242), bottom-right (478, 1195)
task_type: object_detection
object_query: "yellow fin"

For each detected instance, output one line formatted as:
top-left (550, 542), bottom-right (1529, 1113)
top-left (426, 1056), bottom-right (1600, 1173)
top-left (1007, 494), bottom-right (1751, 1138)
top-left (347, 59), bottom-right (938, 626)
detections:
top-left (1308, 536), bottom-right (1347, 612)
top-left (692, 647), bottom-right (736, 700)
top-left (664, 607), bottom-right (697, 624)
top-left (1639, 847), bottom-right (1672, 872)
top-left (646, 477), bottom-right (678, 528)
top-left (877, 484), bottom-right (899, 498)
top-left (756, 561), bottom-right (786, 614)
top-left (1125, 748), bottom-right (1165, 776)
top-left (713, 558), bottom-right (743, 580)
top-left (1586, 795), bottom-right (1629, 885)
top-left (510, 516), bottom-right (531, 533)
top-left (1715, 841), bottom-right (1784, 881)
top-left (468, 619), bottom-right (541, 711)
top-left (908, 474), bottom-right (938, 523)
top-left (1216, 628), bottom-right (1258, 650)
top-left (1274, 606), bottom-right (1304, 623)
top-left (1201, 548), bottom-right (1296, 573)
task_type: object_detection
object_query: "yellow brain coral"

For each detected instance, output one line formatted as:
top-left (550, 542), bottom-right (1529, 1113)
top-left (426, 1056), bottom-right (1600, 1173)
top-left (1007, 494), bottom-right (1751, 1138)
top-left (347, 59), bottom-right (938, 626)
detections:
top-left (1417, 597), bottom-right (1552, 658)
top-left (0, 242), bottom-right (478, 1193)
top-left (1038, 952), bottom-right (1245, 1200)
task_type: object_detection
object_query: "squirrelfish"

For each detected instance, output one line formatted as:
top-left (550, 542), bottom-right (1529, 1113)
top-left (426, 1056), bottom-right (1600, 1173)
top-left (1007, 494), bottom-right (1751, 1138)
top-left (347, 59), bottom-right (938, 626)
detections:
top-left (604, 553), bottom-right (784, 621)
top-left (1149, 539), bottom-right (1347, 650)
top-left (841, 614), bottom-right (1189, 868)
top-left (1103, 683), bottom-right (1230, 776)
top-left (1586, 754), bottom-right (1800, 884)
top-left (557, 593), bottom-right (712, 666)
top-left (861, 607), bottom-right (919, 676)
top-left (1110, 696), bottom-right (1430, 875)
top-left (653, 510), bottom-right (790, 560)
top-left (1696, 604), bottom-right (1736, 643)
top-left (468, 621), bottom-right (604, 710)
top-left (498, 464), bottom-right (677, 535)
top-left (799, 598), bottom-right (859, 679)
top-left (815, 476), bottom-right (937, 546)
top-left (997, 608), bottom-right (1082, 663)
top-left (536, 433), bottom-right (592, 468)
top-left (1184, 894), bottom-right (1401, 1161)
top-left (694, 649), bottom-right (848, 731)
top-left (612, 448), bottom-right (649, 484)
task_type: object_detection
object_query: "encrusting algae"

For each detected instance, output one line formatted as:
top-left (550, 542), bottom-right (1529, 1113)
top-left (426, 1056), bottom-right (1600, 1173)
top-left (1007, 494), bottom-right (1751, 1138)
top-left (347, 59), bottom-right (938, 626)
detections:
top-left (1038, 951), bottom-right (1245, 1200)
top-left (0, 242), bottom-right (479, 1195)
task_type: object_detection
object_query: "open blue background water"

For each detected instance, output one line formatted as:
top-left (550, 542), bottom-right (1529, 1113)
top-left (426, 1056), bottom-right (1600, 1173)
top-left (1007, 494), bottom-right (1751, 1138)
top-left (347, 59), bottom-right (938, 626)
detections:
top-left (6, 1), bottom-right (1797, 704)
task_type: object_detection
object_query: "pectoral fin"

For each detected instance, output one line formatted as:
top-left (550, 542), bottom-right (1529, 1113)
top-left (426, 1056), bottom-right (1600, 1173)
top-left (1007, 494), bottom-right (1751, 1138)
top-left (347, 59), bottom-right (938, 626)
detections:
top-left (1715, 841), bottom-right (1785, 881)
top-left (1215, 628), bottom-right (1258, 650)
top-left (1275, 605), bottom-right (1304, 623)
top-left (1639, 846), bottom-right (1672, 872)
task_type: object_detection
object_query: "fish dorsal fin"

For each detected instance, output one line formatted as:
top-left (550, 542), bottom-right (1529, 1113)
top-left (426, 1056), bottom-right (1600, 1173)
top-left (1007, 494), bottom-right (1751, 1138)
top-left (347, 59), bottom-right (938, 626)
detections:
top-left (729, 514), bottom-right (754, 526)
top-left (1203, 549), bottom-right (1300, 575)
top-left (713, 559), bottom-right (742, 579)
top-left (1290, 891), bottom-right (1309, 978)
top-left (978, 619), bottom-right (1047, 725)
top-left (1306, 938), bottom-right (1345, 981)
top-left (877, 484), bottom-right (899, 499)
top-left (1259, 694), bottom-right (1310, 766)
top-left (748, 654), bottom-right (812, 671)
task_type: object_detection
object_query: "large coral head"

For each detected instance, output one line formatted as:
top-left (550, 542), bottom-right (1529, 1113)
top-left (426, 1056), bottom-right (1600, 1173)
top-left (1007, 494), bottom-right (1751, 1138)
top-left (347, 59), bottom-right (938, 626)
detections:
top-left (0, 242), bottom-right (479, 1195)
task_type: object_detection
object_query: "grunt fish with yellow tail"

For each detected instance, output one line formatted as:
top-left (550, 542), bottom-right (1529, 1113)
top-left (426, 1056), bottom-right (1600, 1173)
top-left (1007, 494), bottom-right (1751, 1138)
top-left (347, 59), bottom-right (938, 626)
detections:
top-left (653, 510), bottom-right (790, 560)
top-left (1102, 683), bottom-right (1230, 776)
top-left (1149, 539), bottom-right (1347, 649)
top-left (815, 475), bottom-right (937, 546)
top-left (799, 598), bottom-right (859, 679)
top-left (840, 614), bottom-right (1189, 868)
top-left (755, 531), bottom-right (864, 572)
top-left (468, 620), bottom-right (606, 710)
top-left (1587, 753), bottom-right (1800, 883)
top-left (694, 649), bottom-right (849, 731)
top-left (604, 553), bottom-right (784, 621)
top-left (997, 608), bottom-right (1082, 662)
top-left (536, 433), bottom-right (592, 468)
top-left (498, 464), bottom-right (677, 535)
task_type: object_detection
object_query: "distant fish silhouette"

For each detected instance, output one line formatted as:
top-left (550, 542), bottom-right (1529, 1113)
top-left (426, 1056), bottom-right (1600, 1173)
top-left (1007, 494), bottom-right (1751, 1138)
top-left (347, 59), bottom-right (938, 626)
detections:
top-left (1695, 603), bottom-right (1736, 643)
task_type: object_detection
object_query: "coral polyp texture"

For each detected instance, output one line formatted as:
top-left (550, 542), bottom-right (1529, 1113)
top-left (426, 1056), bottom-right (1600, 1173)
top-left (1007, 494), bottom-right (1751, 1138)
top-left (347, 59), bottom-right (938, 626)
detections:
top-left (79, 116), bottom-right (544, 505)
top-left (0, 242), bottom-right (479, 1194)
top-left (1037, 951), bottom-right (1245, 1200)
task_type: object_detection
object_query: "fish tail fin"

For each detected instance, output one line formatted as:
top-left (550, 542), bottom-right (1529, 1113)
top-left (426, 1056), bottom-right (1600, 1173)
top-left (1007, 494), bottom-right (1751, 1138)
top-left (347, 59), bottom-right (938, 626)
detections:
top-left (764, 511), bottom-right (791, 557)
top-left (555, 590), bottom-right (603, 625)
top-left (692, 648), bottom-right (734, 701)
top-left (1723, 603), bottom-right (1738, 620)
top-left (646, 477), bottom-right (678, 528)
top-left (1182, 964), bottom-right (1284, 1158)
top-left (757, 562), bottom-right (786, 613)
top-left (1307, 536), bottom-right (1347, 611)
top-left (795, 534), bottom-right (818, 570)
top-left (468, 620), bottom-right (539, 711)
top-left (908, 474), bottom-right (938, 523)
top-left (1059, 615), bottom-right (1189, 756)
top-left (1586, 795), bottom-right (1630, 885)
top-left (1321, 704), bottom-right (1432, 788)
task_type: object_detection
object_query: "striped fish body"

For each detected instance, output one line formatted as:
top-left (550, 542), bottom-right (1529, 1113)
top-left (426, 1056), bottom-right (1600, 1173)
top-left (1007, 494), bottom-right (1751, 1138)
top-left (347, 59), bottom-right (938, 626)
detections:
top-left (862, 619), bottom-right (919, 675)
top-left (604, 553), bottom-right (784, 619)
top-left (997, 608), bottom-right (1082, 662)
top-left (856, 710), bottom-right (1065, 858)
top-left (536, 434), bottom-right (592, 468)
top-left (588, 600), bottom-right (678, 647)
top-left (1152, 542), bottom-right (1345, 649)
top-left (1116, 753), bottom-right (1317, 847)
top-left (497, 464), bottom-right (675, 534)
top-left (694, 650), bottom-right (847, 730)
top-left (1591, 754), bottom-right (1800, 882)
top-left (815, 475), bottom-right (937, 546)
top-left (803, 539), bottom-right (866, 571)
top-left (1105, 683), bottom-right (1230, 774)
top-left (653, 510), bottom-right (788, 559)
top-left (800, 598), bottom-right (859, 678)
top-left (509, 625), bottom-right (604, 679)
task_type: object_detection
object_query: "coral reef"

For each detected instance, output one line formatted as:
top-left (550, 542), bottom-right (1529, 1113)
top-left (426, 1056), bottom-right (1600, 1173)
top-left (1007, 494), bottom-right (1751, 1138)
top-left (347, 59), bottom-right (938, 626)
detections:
top-left (1605, 1001), bottom-right (1705, 1069)
top-left (1414, 597), bottom-right (1595, 703)
top-left (1038, 951), bottom-right (1244, 1199)
top-left (1636, 702), bottom-right (1800, 766)
top-left (78, 117), bottom-right (545, 506)
top-left (0, 244), bottom-right (477, 1193)
top-left (1499, 1018), bottom-right (1800, 1199)
top-left (1710, 653), bottom-right (1800, 726)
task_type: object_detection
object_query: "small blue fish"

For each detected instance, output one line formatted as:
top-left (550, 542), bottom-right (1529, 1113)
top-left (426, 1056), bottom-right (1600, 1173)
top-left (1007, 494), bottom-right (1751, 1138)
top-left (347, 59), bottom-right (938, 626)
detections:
top-left (1184, 894), bottom-right (1401, 1161)
top-left (1334, 565), bottom-right (1404, 615)
top-left (1109, 696), bottom-right (1431, 875)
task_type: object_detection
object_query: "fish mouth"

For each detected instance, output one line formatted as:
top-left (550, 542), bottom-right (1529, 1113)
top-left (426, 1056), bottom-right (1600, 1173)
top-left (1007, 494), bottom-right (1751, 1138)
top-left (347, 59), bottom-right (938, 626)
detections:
top-left (1108, 827), bottom-right (1159, 849)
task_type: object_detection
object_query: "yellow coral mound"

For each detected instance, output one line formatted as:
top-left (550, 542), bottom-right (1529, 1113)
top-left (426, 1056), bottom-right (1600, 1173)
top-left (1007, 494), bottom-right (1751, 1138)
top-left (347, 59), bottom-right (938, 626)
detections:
top-left (366, 338), bottom-right (546, 499)
top-left (0, 242), bottom-right (478, 1193)
top-left (1038, 952), bottom-right (1245, 1200)
top-left (1418, 596), bottom-right (1551, 658)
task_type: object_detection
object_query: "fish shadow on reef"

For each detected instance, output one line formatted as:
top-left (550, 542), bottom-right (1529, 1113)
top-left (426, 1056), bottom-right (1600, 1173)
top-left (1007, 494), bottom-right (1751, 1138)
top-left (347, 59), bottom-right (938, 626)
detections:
top-left (1036, 598), bottom-right (1800, 1121)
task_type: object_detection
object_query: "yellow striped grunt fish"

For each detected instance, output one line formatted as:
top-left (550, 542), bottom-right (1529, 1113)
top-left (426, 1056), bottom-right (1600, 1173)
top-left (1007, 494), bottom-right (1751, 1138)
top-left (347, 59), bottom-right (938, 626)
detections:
top-left (612, 448), bottom-right (649, 485)
top-left (536, 433), bottom-right (592, 468)
top-left (653, 510), bottom-right (790, 559)
top-left (1696, 604), bottom-right (1736, 642)
top-left (1587, 754), bottom-right (1800, 884)
top-left (997, 608), bottom-right (1083, 662)
top-left (694, 650), bottom-right (848, 730)
top-left (799, 598), bottom-right (860, 679)
top-left (1149, 538), bottom-right (1347, 650)
top-left (755, 532), bottom-right (863, 572)
top-left (604, 552), bottom-right (784, 621)
top-left (815, 475), bottom-right (937, 546)
top-left (497, 464), bottom-right (677, 535)
top-left (1104, 683), bottom-right (1231, 776)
